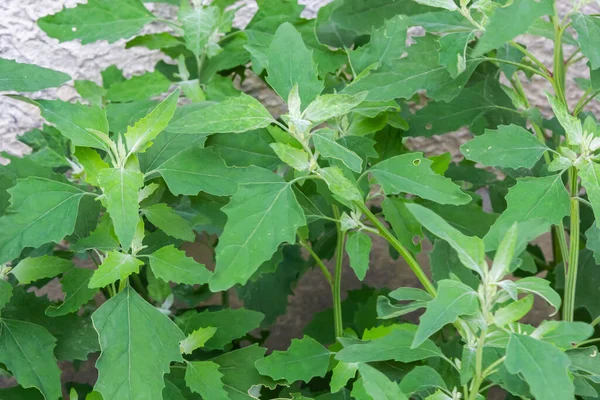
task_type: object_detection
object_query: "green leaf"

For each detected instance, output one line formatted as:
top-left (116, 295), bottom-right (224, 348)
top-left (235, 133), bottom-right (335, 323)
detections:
top-left (429, 240), bottom-right (480, 290)
top-left (413, 280), bottom-right (479, 348)
top-left (399, 365), bottom-right (447, 395)
top-left (270, 143), bottom-right (311, 171)
top-left (318, 166), bottom-right (363, 203)
top-left (38, 0), bottom-right (157, 44)
top-left (0, 319), bottom-right (62, 400)
top-left (439, 31), bottom-right (474, 78)
top-left (210, 172), bottom-right (306, 291)
top-left (75, 80), bottom-right (106, 107)
top-left (142, 204), bottom-right (195, 241)
top-left (461, 124), bottom-right (548, 169)
top-left (124, 89), bottom-right (179, 154)
top-left (0, 58), bottom-right (70, 91)
top-left (92, 286), bottom-right (185, 400)
top-left (98, 168), bottom-right (144, 250)
top-left (74, 147), bottom-right (110, 186)
top-left (72, 215), bottom-right (120, 253)
top-left (546, 93), bottom-right (583, 145)
top-left (406, 203), bottom-right (486, 277)
top-left (266, 23), bottom-right (323, 107)
top-left (489, 223), bottom-right (518, 282)
top-left (106, 71), bottom-right (171, 103)
top-left (472, 0), bottom-right (554, 56)
top-left (512, 277), bottom-right (561, 314)
top-left (415, 0), bottom-right (457, 10)
top-left (358, 363), bottom-right (407, 399)
top-left (335, 327), bottom-right (442, 363)
top-left (484, 175), bottom-right (570, 250)
top-left (11, 255), bottom-right (72, 284)
top-left (535, 321), bottom-right (593, 349)
top-left (572, 14), bottom-right (600, 70)
top-left (46, 268), bottom-right (98, 317)
top-left (368, 153), bottom-right (471, 205)
top-left (179, 326), bottom-right (217, 354)
top-left (330, 361), bottom-right (358, 393)
top-left (303, 93), bottom-right (368, 124)
top-left (146, 245), bottom-right (211, 285)
top-left (168, 93), bottom-right (274, 134)
top-left (0, 178), bottom-right (87, 264)
top-left (0, 280), bottom-right (13, 311)
top-left (89, 251), bottom-right (143, 288)
top-left (579, 161), bottom-right (600, 221)
top-left (505, 334), bottom-right (574, 400)
top-left (185, 361), bottom-right (228, 400)
top-left (176, 308), bottom-right (264, 350)
top-left (207, 129), bottom-right (279, 169)
top-left (255, 335), bottom-right (330, 383)
top-left (345, 231), bottom-right (372, 281)
top-left (349, 15), bottom-right (409, 75)
top-left (178, 3), bottom-right (221, 58)
top-left (381, 197), bottom-right (422, 254)
top-left (494, 295), bottom-right (534, 326)
top-left (312, 130), bottom-right (363, 173)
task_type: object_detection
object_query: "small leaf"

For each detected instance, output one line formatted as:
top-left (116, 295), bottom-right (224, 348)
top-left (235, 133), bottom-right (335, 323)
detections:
top-left (489, 223), bottom-right (518, 282)
top-left (168, 93), bottom-right (274, 134)
top-left (74, 147), bottom-right (110, 186)
top-left (381, 197), bottom-right (421, 254)
top-left (546, 92), bottom-right (583, 145)
top-left (369, 153), bottom-right (471, 205)
top-left (312, 129), bottom-right (363, 173)
top-left (460, 125), bottom-right (548, 169)
top-left (179, 3), bottom-right (222, 58)
top-left (345, 231), bottom-right (372, 280)
top-left (89, 251), bottom-right (143, 288)
top-left (146, 245), bottom-right (211, 285)
top-left (270, 143), bottom-right (311, 171)
top-left (358, 363), bottom-right (408, 400)
top-left (513, 277), bottom-right (561, 314)
top-left (439, 31), bottom-right (474, 78)
top-left (318, 166), bottom-right (363, 203)
top-left (399, 365), bottom-right (447, 395)
top-left (0, 58), bottom-right (70, 92)
top-left (303, 92), bottom-right (367, 124)
top-left (46, 268), bottom-right (98, 317)
top-left (92, 286), bottom-right (185, 400)
top-left (413, 280), bottom-right (479, 348)
top-left (330, 361), bottom-right (358, 393)
top-left (142, 204), bottom-right (195, 241)
top-left (505, 333), bottom-right (574, 400)
top-left (179, 327), bottom-right (217, 354)
top-left (534, 321), bottom-right (593, 349)
top-left (106, 71), bottom-right (171, 103)
top-left (11, 255), bottom-right (72, 284)
top-left (572, 14), bottom-right (600, 69)
top-left (184, 361), bottom-right (228, 400)
top-left (494, 295), bottom-right (534, 327)
top-left (579, 161), bottom-right (600, 222)
top-left (255, 335), bottom-right (330, 383)
top-left (0, 280), bottom-right (13, 311)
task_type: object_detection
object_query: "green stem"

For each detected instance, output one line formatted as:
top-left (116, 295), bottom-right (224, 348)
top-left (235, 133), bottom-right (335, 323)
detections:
top-left (332, 205), bottom-right (345, 338)
top-left (468, 329), bottom-right (487, 400)
top-left (552, 14), bottom-right (568, 106)
top-left (573, 89), bottom-right (600, 116)
top-left (484, 58), bottom-right (552, 82)
top-left (564, 175), bottom-right (581, 322)
top-left (509, 41), bottom-right (549, 74)
top-left (300, 239), bottom-right (334, 288)
top-left (355, 202), bottom-right (436, 296)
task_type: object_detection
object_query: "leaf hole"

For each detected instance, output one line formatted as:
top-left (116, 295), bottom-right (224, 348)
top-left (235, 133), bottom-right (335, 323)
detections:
top-left (425, 124), bottom-right (433, 130)
top-left (412, 159), bottom-right (421, 166)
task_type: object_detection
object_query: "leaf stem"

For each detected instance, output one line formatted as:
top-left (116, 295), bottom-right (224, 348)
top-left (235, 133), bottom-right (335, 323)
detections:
top-left (564, 175), bottom-right (581, 322)
top-left (484, 58), bottom-right (552, 82)
top-left (332, 205), bottom-right (345, 338)
top-left (355, 202), bottom-right (436, 296)
top-left (573, 89), bottom-right (600, 116)
top-left (467, 329), bottom-right (487, 400)
top-left (508, 41), bottom-right (549, 74)
top-left (300, 239), bottom-right (333, 288)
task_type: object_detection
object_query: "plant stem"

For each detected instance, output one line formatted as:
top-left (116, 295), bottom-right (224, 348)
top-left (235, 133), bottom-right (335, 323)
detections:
top-left (484, 58), bottom-right (552, 82)
top-left (332, 205), bottom-right (345, 338)
top-left (355, 202), bottom-right (436, 296)
top-left (564, 173), bottom-right (581, 321)
top-left (509, 41), bottom-right (549, 74)
top-left (300, 239), bottom-right (334, 288)
top-left (468, 329), bottom-right (487, 400)
top-left (573, 89), bottom-right (600, 116)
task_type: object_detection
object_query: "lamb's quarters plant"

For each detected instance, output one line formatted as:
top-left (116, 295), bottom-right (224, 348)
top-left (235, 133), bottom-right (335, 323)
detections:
top-left (2, 0), bottom-right (600, 398)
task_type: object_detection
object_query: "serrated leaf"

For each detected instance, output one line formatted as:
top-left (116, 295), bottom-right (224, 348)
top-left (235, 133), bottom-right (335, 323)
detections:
top-left (255, 335), bottom-right (330, 383)
top-left (345, 231), bottom-right (371, 280)
top-left (184, 361), bottom-right (228, 400)
top-left (413, 280), bottom-right (479, 348)
top-left (38, 0), bottom-right (156, 44)
top-left (266, 23), bottom-right (323, 107)
top-left (473, 0), bottom-right (554, 56)
top-left (168, 93), bottom-right (274, 134)
top-left (146, 245), bottom-right (211, 285)
top-left (142, 204), bottom-right (195, 241)
top-left (92, 286), bottom-right (185, 400)
top-left (0, 58), bottom-right (70, 92)
top-left (406, 203), bottom-right (486, 277)
top-left (303, 92), bottom-right (367, 124)
top-left (210, 172), bottom-right (306, 291)
top-left (483, 175), bottom-right (570, 250)
top-left (11, 255), bottom-right (72, 284)
top-left (312, 130), bottom-right (363, 173)
top-left (330, 361), bottom-right (358, 393)
top-left (270, 143), bottom-right (311, 171)
top-left (439, 31), bottom-right (474, 78)
top-left (0, 178), bottom-right (87, 264)
top-left (106, 71), bottom-right (171, 103)
top-left (368, 153), bottom-right (471, 205)
top-left (0, 280), bottom-right (13, 311)
top-left (179, 3), bottom-right (221, 58)
top-left (71, 215), bottom-right (120, 253)
top-left (461, 124), bottom-right (548, 169)
top-left (98, 168), bottom-right (144, 250)
top-left (124, 89), bottom-right (179, 154)
top-left (572, 14), bottom-right (600, 70)
top-left (46, 268), bottom-right (98, 317)
top-left (89, 251), bottom-right (143, 288)
top-left (74, 147), bottom-right (110, 186)
top-left (505, 333), bottom-right (574, 400)
top-left (358, 363), bottom-right (407, 400)
top-left (179, 326), bottom-right (217, 354)
top-left (399, 365), bottom-right (447, 395)
top-left (207, 129), bottom-right (279, 169)
top-left (336, 327), bottom-right (442, 363)
top-left (0, 319), bottom-right (62, 400)
top-left (546, 93), bottom-right (583, 145)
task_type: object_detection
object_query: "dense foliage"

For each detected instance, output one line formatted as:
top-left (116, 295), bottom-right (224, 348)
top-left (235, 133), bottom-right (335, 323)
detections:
top-left (1, 0), bottom-right (600, 398)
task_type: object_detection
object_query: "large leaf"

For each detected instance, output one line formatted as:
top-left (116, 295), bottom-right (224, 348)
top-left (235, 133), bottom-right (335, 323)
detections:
top-left (98, 168), bottom-right (144, 251)
top-left (210, 171), bottom-right (306, 291)
top-left (505, 334), bottom-right (574, 400)
top-left (312, 129), bottom-right (363, 173)
top-left (184, 361), bottom-right (228, 400)
top-left (255, 335), bottom-right (330, 383)
top-left (358, 363), bottom-right (408, 400)
top-left (206, 129), bottom-right (279, 169)
top-left (0, 178), bottom-right (87, 264)
top-left (179, 3), bottom-right (221, 58)
top-left (399, 366), bottom-right (447, 395)
top-left (0, 58), bottom-right (70, 92)
top-left (572, 14), bottom-right (600, 70)
top-left (0, 319), bottom-right (62, 400)
top-left (46, 268), bottom-right (98, 317)
top-left (381, 197), bottom-right (421, 254)
top-left (146, 245), bottom-right (211, 285)
top-left (106, 71), bottom-right (171, 103)
top-left (406, 204), bottom-right (486, 277)
top-left (89, 251), bottom-right (144, 288)
top-left (142, 204), bottom-right (195, 241)
top-left (38, 0), bottom-right (157, 44)
top-left (168, 93), bottom-right (274, 134)
top-left (303, 93), bottom-right (367, 124)
top-left (266, 23), bottom-right (323, 107)
top-left (484, 175), bottom-right (570, 250)
top-left (413, 280), bottom-right (479, 347)
top-left (473, 0), bottom-right (554, 56)
top-left (461, 125), bottom-right (548, 169)
top-left (92, 286), bottom-right (185, 400)
top-left (11, 255), bottom-right (72, 284)
top-left (368, 153), bottom-right (471, 205)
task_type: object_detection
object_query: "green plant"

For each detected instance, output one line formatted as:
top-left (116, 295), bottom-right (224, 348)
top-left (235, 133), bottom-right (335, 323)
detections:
top-left (1, 0), bottom-right (600, 398)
